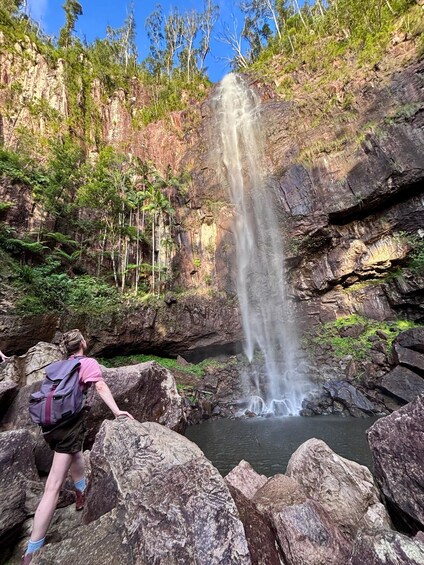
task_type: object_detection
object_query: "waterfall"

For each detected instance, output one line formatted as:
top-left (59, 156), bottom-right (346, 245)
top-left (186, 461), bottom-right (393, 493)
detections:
top-left (212, 73), bottom-right (309, 416)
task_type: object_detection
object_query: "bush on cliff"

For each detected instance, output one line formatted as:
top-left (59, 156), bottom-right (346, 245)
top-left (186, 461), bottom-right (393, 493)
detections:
top-left (305, 314), bottom-right (419, 361)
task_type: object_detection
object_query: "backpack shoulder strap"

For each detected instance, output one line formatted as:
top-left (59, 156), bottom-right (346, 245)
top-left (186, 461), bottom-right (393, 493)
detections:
top-left (45, 358), bottom-right (81, 380)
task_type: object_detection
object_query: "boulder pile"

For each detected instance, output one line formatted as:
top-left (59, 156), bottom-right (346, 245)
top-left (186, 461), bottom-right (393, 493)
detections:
top-left (1, 342), bottom-right (423, 564)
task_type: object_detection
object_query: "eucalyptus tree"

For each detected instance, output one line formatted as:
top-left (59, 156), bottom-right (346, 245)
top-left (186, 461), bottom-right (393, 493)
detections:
top-left (198, 0), bottom-right (219, 73)
top-left (241, 0), bottom-right (282, 40)
top-left (58, 0), bottom-right (83, 49)
top-left (217, 16), bottom-right (250, 70)
top-left (145, 5), bottom-right (166, 76)
top-left (105, 1), bottom-right (138, 72)
top-left (164, 7), bottom-right (184, 77)
top-left (179, 9), bottom-right (203, 81)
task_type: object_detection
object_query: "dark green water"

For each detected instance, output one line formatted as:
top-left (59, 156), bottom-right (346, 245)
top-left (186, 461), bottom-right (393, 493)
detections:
top-left (185, 416), bottom-right (379, 477)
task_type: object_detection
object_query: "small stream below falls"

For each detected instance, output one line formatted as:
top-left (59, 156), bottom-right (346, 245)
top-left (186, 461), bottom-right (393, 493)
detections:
top-left (186, 416), bottom-right (379, 477)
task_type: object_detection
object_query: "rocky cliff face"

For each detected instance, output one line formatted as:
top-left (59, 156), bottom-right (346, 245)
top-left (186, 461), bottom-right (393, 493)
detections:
top-left (0, 32), bottom-right (423, 372)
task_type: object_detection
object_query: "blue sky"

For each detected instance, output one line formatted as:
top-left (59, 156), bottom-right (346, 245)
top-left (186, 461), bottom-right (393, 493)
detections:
top-left (26, 0), bottom-right (246, 82)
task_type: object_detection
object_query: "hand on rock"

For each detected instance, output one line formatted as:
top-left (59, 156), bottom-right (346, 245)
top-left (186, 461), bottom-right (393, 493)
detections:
top-left (115, 410), bottom-right (134, 420)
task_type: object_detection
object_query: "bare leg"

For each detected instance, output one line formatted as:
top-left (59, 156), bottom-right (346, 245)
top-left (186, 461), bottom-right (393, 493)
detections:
top-left (30, 451), bottom-right (73, 542)
top-left (69, 451), bottom-right (85, 484)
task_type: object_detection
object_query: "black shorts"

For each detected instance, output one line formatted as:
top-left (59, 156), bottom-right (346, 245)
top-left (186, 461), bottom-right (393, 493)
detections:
top-left (42, 410), bottom-right (87, 454)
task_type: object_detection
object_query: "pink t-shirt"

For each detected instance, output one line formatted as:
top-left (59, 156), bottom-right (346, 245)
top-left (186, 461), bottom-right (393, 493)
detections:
top-left (68, 355), bottom-right (104, 385)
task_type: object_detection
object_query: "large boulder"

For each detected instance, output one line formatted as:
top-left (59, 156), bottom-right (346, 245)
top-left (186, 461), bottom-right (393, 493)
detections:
top-left (273, 499), bottom-right (351, 565)
top-left (85, 361), bottom-right (186, 443)
top-left (0, 315), bottom-right (58, 357)
top-left (322, 381), bottom-right (377, 416)
top-left (2, 361), bottom-right (186, 441)
top-left (367, 394), bottom-right (424, 532)
top-left (394, 344), bottom-right (424, 374)
top-left (394, 328), bottom-right (424, 354)
top-left (225, 460), bottom-right (268, 500)
top-left (380, 365), bottom-right (424, 403)
top-left (31, 510), bottom-right (131, 565)
top-left (0, 429), bottom-right (39, 562)
top-left (0, 342), bottom-right (62, 386)
top-left (286, 438), bottom-right (390, 540)
top-left (0, 380), bottom-right (18, 415)
top-left (84, 419), bottom-right (251, 564)
top-left (349, 528), bottom-right (424, 565)
top-left (252, 474), bottom-right (307, 516)
top-left (228, 484), bottom-right (285, 565)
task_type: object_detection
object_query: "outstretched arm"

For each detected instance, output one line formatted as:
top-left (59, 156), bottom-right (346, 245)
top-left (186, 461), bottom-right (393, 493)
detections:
top-left (95, 380), bottom-right (134, 419)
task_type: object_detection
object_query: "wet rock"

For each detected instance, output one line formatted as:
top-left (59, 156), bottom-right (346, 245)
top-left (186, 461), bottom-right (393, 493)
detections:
top-left (273, 499), bottom-right (351, 565)
top-left (367, 394), bottom-right (424, 532)
top-left (323, 380), bottom-right (377, 415)
top-left (252, 474), bottom-right (307, 516)
top-left (85, 419), bottom-right (251, 564)
top-left (286, 438), bottom-right (390, 540)
top-left (225, 460), bottom-right (268, 500)
top-left (349, 528), bottom-right (424, 564)
top-left (380, 365), bottom-right (424, 403)
top-left (394, 344), bottom-right (424, 374)
top-left (226, 485), bottom-right (284, 565)
top-left (394, 328), bottom-right (424, 353)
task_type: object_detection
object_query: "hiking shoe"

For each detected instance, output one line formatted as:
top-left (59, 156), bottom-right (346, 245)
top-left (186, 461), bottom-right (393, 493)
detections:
top-left (20, 554), bottom-right (33, 565)
top-left (75, 489), bottom-right (85, 511)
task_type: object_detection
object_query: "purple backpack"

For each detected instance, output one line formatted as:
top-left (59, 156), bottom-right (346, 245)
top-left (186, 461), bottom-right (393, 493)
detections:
top-left (29, 358), bottom-right (86, 427)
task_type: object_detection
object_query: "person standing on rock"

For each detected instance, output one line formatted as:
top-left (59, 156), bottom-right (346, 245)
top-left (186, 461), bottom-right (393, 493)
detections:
top-left (21, 329), bottom-right (134, 565)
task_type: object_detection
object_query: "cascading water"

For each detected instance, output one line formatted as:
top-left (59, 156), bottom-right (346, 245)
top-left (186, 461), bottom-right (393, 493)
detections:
top-left (212, 73), bottom-right (309, 416)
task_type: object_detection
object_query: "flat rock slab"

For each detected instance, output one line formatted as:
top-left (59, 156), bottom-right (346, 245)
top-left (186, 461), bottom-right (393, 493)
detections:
top-left (367, 394), bottom-right (424, 532)
top-left (380, 365), bottom-right (424, 403)
top-left (394, 344), bottom-right (424, 374)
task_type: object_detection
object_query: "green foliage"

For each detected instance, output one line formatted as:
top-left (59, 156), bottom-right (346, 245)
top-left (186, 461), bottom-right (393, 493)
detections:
top-left (246, 0), bottom-right (420, 104)
top-left (306, 314), bottom-right (420, 360)
top-left (66, 275), bottom-right (120, 314)
top-left (0, 149), bottom-right (50, 193)
top-left (13, 258), bottom-right (120, 315)
top-left (99, 353), bottom-right (228, 378)
top-left (407, 236), bottom-right (424, 274)
top-left (135, 72), bottom-right (210, 127)
top-left (0, 201), bottom-right (13, 213)
top-left (15, 260), bottom-right (72, 313)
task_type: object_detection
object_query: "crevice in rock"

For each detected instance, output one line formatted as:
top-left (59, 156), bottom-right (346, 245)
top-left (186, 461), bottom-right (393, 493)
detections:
top-left (328, 179), bottom-right (424, 225)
